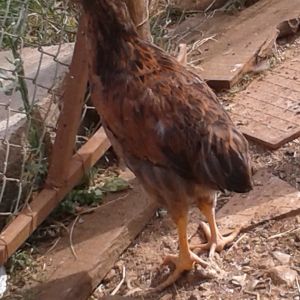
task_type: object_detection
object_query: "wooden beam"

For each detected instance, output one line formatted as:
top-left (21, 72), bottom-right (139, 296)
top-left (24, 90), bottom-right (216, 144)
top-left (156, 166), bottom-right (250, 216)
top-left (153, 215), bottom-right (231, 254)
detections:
top-left (0, 128), bottom-right (110, 264)
top-left (46, 16), bottom-right (88, 188)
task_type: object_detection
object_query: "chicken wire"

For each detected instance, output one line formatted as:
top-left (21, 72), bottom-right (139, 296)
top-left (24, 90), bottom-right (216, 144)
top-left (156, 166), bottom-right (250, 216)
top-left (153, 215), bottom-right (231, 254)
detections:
top-left (0, 0), bottom-right (97, 229)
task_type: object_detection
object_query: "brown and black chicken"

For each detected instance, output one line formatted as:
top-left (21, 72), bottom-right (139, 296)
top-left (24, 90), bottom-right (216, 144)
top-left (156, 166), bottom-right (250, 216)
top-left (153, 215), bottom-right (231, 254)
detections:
top-left (79, 0), bottom-right (253, 291)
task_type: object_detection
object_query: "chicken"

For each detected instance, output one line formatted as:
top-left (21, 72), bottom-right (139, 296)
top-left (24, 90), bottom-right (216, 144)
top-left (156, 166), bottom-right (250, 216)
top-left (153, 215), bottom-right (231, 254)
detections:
top-left (79, 0), bottom-right (253, 291)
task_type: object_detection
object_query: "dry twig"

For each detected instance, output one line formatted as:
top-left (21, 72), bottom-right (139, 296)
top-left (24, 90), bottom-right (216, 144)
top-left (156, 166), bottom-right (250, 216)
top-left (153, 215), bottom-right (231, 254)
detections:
top-left (227, 233), bottom-right (246, 253)
top-left (45, 237), bottom-right (61, 255)
top-left (268, 226), bottom-right (300, 240)
top-left (111, 265), bottom-right (126, 295)
top-left (68, 193), bottom-right (129, 259)
top-left (69, 215), bottom-right (80, 259)
top-left (187, 34), bottom-right (217, 56)
top-left (137, 0), bottom-right (150, 28)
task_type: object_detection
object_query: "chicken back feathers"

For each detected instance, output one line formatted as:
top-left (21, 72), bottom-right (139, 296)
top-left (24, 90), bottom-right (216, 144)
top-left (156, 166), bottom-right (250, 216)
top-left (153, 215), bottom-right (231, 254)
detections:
top-left (80, 0), bottom-right (253, 194)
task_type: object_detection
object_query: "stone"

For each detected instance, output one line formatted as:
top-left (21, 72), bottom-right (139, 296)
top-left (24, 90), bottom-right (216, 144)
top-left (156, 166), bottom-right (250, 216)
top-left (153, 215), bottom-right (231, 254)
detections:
top-left (230, 274), bottom-right (247, 287)
top-left (268, 266), bottom-right (297, 287)
top-left (272, 251), bottom-right (291, 265)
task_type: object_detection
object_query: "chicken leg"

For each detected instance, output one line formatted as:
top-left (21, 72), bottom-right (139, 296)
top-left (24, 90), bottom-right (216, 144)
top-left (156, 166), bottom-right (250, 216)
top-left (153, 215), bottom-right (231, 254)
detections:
top-left (154, 209), bottom-right (208, 291)
top-left (191, 201), bottom-right (240, 258)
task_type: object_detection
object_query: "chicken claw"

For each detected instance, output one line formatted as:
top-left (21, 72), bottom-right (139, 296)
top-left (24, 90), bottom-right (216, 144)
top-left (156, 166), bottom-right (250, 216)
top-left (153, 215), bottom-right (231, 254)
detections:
top-left (152, 250), bottom-right (208, 292)
top-left (191, 221), bottom-right (241, 258)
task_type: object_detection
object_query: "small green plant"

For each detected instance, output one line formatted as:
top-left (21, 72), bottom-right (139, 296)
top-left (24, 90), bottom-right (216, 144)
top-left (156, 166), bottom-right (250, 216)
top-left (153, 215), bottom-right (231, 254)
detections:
top-left (56, 175), bottom-right (130, 215)
top-left (58, 188), bottom-right (104, 214)
top-left (7, 248), bottom-right (36, 275)
top-left (101, 176), bottom-right (131, 192)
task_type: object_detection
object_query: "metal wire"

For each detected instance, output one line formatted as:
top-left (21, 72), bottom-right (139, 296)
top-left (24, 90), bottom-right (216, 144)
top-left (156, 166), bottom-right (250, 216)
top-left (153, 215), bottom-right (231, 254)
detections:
top-left (0, 0), bottom-right (96, 227)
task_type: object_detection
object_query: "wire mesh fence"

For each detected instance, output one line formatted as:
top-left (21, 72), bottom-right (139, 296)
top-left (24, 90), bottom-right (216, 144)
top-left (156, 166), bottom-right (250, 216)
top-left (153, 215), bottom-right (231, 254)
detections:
top-left (0, 0), bottom-right (99, 230)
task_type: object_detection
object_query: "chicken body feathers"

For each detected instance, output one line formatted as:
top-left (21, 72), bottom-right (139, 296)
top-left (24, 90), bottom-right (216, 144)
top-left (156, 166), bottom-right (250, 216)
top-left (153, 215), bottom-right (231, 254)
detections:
top-left (96, 43), bottom-right (252, 193)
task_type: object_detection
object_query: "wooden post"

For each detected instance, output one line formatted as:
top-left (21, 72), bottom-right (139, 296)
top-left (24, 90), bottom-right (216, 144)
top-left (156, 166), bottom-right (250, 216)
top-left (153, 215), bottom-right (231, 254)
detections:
top-left (46, 16), bottom-right (88, 188)
top-left (125, 0), bottom-right (151, 41)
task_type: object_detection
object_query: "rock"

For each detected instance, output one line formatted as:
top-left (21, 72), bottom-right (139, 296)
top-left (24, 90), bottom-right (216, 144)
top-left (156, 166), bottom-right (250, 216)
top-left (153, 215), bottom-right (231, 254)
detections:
top-left (186, 268), bottom-right (218, 285)
top-left (245, 278), bottom-right (260, 291)
top-left (188, 295), bottom-right (200, 300)
top-left (268, 266), bottom-right (297, 287)
top-left (272, 251), bottom-right (291, 265)
top-left (230, 274), bottom-right (247, 287)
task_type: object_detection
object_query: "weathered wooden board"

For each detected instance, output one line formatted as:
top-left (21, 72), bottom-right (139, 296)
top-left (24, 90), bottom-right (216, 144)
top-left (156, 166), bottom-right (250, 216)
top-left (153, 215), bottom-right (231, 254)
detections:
top-left (217, 170), bottom-right (300, 235)
top-left (229, 55), bottom-right (300, 149)
top-left (172, 0), bottom-right (300, 90)
top-left (34, 178), bottom-right (156, 300)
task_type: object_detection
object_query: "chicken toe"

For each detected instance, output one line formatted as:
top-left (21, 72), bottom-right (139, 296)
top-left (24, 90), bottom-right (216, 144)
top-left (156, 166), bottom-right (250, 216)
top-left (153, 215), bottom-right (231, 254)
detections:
top-left (154, 250), bottom-right (208, 291)
top-left (191, 221), bottom-right (241, 258)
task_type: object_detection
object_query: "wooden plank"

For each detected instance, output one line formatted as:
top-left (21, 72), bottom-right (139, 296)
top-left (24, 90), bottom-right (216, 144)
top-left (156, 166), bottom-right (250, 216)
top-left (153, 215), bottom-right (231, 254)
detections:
top-left (217, 170), bottom-right (300, 235)
top-left (46, 17), bottom-right (88, 188)
top-left (172, 0), bottom-right (300, 90)
top-left (0, 128), bottom-right (110, 264)
top-left (34, 179), bottom-right (156, 300)
top-left (229, 55), bottom-right (300, 149)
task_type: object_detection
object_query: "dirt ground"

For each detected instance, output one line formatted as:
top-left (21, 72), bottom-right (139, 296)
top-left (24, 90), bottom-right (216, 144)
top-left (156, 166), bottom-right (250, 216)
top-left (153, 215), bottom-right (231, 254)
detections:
top-left (4, 5), bottom-right (300, 300)
top-left (91, 212), bottom-right (300, 300)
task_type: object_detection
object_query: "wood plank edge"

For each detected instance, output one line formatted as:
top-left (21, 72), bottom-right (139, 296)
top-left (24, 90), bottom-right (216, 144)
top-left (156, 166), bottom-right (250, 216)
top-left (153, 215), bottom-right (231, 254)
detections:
top-left (243, 129), bottom-right (300, 149)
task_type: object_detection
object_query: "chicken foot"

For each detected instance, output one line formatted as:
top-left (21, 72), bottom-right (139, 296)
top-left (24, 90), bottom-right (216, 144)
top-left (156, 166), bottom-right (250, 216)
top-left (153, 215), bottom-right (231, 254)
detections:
top-left (191, 202), bottom-right (241, 258)
top-left (153, 211), bottom-right (208, 291)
